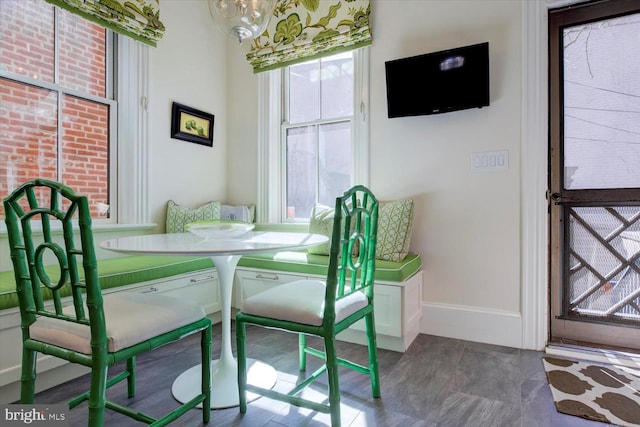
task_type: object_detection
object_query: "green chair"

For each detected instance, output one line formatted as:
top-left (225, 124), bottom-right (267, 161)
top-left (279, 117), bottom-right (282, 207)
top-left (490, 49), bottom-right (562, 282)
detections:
top-left (236, 185), bottom-right (380, 427)
top-left (3, 179), bottom-right (213, 426)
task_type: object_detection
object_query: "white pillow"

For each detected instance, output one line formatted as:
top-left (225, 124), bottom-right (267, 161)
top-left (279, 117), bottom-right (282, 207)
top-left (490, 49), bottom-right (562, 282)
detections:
top-left (220, 204), bottom-right (252, 222)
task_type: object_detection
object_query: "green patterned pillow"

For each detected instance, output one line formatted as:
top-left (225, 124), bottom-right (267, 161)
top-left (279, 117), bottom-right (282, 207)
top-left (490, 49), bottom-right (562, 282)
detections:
top-left (165, 200), bottom-right (221, 233)
top-left (307, 204), bottom-right (335, 255)
top-left (376, 199), bottom-right (414, 262)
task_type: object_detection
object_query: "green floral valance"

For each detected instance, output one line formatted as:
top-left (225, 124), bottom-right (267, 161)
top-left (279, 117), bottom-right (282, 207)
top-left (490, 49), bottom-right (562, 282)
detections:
top-left (247, 0), bottom-right (372, 73)
top-left (45, 0), bottom-right (165, 47)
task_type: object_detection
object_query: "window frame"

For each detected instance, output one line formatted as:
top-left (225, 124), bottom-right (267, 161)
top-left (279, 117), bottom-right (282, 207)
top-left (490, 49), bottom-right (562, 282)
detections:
top-left (256, 47), bottom-right (370, 224)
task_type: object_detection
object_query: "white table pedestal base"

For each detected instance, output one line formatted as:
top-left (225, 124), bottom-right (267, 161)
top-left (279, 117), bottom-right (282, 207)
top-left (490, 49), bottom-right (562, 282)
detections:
top-left (171, 358), bottom-right (277, 409)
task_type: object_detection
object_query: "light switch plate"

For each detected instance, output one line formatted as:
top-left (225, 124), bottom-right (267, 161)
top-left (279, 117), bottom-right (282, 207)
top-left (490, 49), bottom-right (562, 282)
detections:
top-left (470, 150), bottom-right (509, 172)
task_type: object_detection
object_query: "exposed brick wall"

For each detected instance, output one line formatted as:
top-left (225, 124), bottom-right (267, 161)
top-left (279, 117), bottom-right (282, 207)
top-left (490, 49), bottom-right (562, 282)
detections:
top-left (61, 96), bottom-right (109, 207)
top-left (0, 0), bottom-right (54, 83)
top-left (58, 9), bottom-right (107, 98)
top-left (1, 0), bottom-right (109, 218)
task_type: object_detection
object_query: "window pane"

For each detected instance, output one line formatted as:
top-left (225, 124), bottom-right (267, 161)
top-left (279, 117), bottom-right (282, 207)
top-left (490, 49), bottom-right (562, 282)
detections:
top-left (0, 0), bottom-right (54, 83)
top-left (321, 52), bottom-right (353, 120)
top-left (318, 121), bottom-right (351, 206)
top-left (286, 126), bottom-right (317, 219)
top-left (563, 13), bottom-right (640, 190)
top-left (58, 9), bottom-right (107, 97)
top-left (0, 80), bottom-right (58, 217)
top-left (61, 96), bottom-right (110, 217)
top-left (288, 61), bottom-right (320, 124)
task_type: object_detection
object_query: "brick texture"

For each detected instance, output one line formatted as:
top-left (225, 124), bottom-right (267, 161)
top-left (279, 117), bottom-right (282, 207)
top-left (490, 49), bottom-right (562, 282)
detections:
top-left (1, 0), bottom-right (109, 218)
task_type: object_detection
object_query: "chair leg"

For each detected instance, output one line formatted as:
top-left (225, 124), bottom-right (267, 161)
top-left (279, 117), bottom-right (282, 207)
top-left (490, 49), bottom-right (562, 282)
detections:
top-left (201, 324), bottom-right (212, 423)
top-left (126, 357), bottom-right (136, 398)
top-left (20, 347), bottom-right (37, 404)
top-left (365, 312), bottom-right (381, 398)
top-left (236, 319), bottom-right (248, 414)
top-left (87, 362), bottom-right (108, 427)
top-left (298, 333), bottom-right (307, 371)
top-left (324, 335), bottom-right (341, 427)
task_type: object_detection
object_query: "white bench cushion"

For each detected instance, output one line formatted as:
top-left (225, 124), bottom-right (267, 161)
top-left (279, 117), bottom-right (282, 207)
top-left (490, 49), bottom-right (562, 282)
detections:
top-left (30, 293), bottom-right (206, 354)
top-left (241, 280), bottom-right (368, 326)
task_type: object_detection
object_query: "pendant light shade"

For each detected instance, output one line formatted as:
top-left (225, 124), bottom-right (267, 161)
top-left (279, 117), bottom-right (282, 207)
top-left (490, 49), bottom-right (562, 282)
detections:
top-left (208, 0), bottom-right (277, 44)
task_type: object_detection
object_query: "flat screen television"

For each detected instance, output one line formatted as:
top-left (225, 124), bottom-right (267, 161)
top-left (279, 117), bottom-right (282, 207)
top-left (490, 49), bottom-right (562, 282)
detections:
top-left (385, 42), bottom-right (490, 118)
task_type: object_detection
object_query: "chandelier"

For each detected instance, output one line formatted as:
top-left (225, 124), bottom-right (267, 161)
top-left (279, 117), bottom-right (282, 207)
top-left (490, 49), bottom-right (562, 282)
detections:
top-left (208, 0), bottom-right (277, 44)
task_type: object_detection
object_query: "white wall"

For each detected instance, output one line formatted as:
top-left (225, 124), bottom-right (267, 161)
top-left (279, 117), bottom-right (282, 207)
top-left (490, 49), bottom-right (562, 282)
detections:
top-left (226, 38), bottom-right (259, 206)
top-left (148, 0), bottom-right (229, 228)
top-left (226, 1), bottom-right (526, 347)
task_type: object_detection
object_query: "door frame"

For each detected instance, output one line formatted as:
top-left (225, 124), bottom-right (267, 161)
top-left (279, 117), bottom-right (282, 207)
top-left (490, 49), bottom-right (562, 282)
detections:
top-left (520, 0), bottom-right (609, 352)
top-left (520, 0), bottom-right (551, 351)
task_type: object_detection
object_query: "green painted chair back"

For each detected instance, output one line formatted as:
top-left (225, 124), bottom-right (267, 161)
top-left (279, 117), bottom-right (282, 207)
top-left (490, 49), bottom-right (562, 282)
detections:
top-left (3, 179), bottom-right (105, 335)
top-left (236, 185), bottom-right (380, 427)
top-left (324, 185), bottom-right (379, 328)
top-left (4, 179), bottom-right (212, 426)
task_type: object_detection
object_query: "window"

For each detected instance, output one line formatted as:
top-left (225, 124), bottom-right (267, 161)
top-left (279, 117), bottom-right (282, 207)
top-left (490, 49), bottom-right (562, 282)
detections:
top-left (258, 48), bottom-right (370, 223)
top-left (0, 0), bottom-right (115, 219)
top-left (0, 0), bottom-right (148, 225)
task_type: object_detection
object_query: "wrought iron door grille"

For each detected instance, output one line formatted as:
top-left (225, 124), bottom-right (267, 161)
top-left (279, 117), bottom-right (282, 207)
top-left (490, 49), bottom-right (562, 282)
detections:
top-left (566, 206), bottom-right (640, 326)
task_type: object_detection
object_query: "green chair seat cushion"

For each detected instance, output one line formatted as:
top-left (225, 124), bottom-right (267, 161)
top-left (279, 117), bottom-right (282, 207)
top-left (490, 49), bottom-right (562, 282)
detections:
top-left (0, 256), bottom-right (214, 311)
top-left (238, 252), bottom-right (422, 282)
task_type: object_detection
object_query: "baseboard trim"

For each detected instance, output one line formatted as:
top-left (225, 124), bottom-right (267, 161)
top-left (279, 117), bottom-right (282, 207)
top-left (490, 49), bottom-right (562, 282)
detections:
top-left (420, 302), bottom-right (522, 348)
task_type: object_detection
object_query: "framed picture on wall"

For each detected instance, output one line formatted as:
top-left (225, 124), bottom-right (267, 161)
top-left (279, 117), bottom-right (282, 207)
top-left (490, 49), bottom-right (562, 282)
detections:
top-left (170, 102), bottom-right (215, 147)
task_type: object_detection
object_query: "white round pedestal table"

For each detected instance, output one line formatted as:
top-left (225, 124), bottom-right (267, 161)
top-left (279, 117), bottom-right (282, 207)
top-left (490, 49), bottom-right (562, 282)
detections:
top-left (100, 231), bottom-right (328, 409)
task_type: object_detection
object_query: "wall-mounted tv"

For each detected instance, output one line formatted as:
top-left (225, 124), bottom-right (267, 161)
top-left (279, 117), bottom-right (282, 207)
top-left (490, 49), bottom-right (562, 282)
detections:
top-left (385, 42), bottom-right (490, 118)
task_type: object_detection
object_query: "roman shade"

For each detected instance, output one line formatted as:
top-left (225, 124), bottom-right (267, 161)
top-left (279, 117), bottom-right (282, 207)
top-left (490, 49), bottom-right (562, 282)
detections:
top-left (45, 0), bottom-right (165, 47)
top-left (247, 0), bottom-right (372, 73)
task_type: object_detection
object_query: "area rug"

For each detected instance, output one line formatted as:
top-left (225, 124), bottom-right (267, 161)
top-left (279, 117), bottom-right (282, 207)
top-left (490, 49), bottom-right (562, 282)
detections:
top-left (543, 356), bottom-right (640, 426)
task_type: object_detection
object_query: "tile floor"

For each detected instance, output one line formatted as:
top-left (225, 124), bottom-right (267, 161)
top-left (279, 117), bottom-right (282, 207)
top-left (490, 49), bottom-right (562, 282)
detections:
top-left (32, 322), bottom-right (616, 426)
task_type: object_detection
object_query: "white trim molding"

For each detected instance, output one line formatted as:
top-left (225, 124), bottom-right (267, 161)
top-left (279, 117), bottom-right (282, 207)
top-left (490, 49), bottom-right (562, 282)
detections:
top-left (520, 0), bottom-right (550, 350)
top-left (421, 303), bottom-right (523, 349)
top-left (352, 47), bottom-right (370, 186)
top-left (117, 38), bottom-right (150, 224)
top-left (256, 70), bottom-right (282, 223)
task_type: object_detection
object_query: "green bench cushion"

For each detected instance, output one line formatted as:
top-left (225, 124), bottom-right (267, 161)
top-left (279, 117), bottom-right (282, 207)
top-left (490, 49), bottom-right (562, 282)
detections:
top-left (0, 252), bottom-right (421, 311)
top-left (238, 252), bottom-right (422, 283)
top-left (0, 256), bottom-right (214, 311)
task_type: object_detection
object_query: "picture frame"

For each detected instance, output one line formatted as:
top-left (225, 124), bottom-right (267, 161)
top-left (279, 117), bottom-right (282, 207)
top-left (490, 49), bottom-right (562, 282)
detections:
top-left (170, 102), bottom-right (215, 147)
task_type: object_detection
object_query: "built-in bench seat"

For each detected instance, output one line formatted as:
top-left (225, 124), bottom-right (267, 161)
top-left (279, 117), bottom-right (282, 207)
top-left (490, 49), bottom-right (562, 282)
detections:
top-left (0, 253), bottom-right (421, 311)
top-left (235, 251), bottom-right (423, 353)
top-left (0, 256), bottom-right (215, 311)
top-left (237, 251), bottom-right (421, 282)
top-left (0, 249), bottom-right (422, 402)
top-left (0, 255), bottom-right (219, 402)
